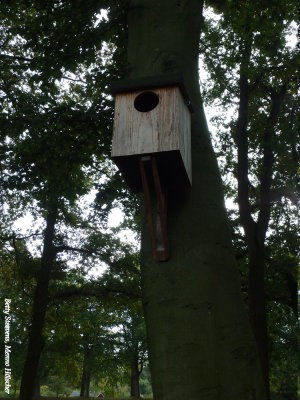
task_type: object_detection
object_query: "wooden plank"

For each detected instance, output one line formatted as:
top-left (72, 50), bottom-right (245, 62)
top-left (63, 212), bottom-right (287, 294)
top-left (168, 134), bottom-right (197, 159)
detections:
top-left (139, 155), bottom-right (169, 262)
top-left (139, 157), bottom-right (157, 259)
top-left (151, 156), bottom-right (169, 261)
top-left (177, 87), bottom-right (192, 185)
top-left (112, 87), bottom-right (180, 157)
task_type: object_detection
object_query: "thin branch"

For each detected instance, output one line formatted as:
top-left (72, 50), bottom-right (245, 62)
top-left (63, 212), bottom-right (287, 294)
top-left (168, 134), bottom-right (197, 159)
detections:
top-left (54, 244), bottom-right (91, 255)
top-left (54, 244), bottom-right (114, 266)
top-left (50, 285), bottom-right (141, 303)
top-left (251, 186), bottom-right (298, 211)
top-left (0, 53), bottom-right (33, 62)
top-left (0, 232), bottom-right (43, 242)
top-left (62, 75), bottom-right (87, 85)
top-left (235, 36), bottom-right (256, 241)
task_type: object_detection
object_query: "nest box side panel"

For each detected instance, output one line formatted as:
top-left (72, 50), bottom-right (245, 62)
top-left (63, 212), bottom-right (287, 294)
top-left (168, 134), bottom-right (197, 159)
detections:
top-left (177, 89), bottom-right (192, 185)
top-left (156, 87), bottom-right (180, 153)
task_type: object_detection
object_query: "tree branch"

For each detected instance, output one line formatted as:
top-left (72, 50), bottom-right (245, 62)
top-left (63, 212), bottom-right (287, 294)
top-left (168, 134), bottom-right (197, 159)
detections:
top-left (54, 244), bottom-right (91, 255)
top-left (0, 53), bottom-right (33, 62)
top-left (289, 101), bottom-right (300, 163)
top-left (0, 232), bottom-right (43, 242)
top-left (62, 75), bottom-right (87, 85)
top-left (251, 186), bottom-right (298, 211)
top-left (51, 284), bottom-right (141, 303)
top-left (235, 37), bottom-right (256, 242)
top-left (257, 84), bottom-right (287, 244)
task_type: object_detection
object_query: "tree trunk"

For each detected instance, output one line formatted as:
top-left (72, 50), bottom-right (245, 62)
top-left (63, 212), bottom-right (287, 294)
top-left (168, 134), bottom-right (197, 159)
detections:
top-left (80, 371), bottom-right (91, 398)
top-left (80, 339), bottom-right (91, 398)
top-left (130, 352), bottom-right (140, 399)
top-left (236, 64), bottom-right (287, 398)
top-left (235, 47), bottom-right (270, 397)
top-left (250, 85), bottom-right (287, 400)
top-left (19, 205), bottom-right (57, 400)
top-left (126, 1), bottom-right (266, 399)
top-left (33, 370), bottom-right (41, 400)
top-left (85, 372), bottom-right (91, 398)
top-left (248, 240), bottom-right (269, 399)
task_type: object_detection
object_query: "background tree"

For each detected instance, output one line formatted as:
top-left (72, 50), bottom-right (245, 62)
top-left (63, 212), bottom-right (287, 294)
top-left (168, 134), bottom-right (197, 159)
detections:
top-left (116, 302), bottom-right (148, 399)
top-left (0, 1), bottom-right (126, 398)
top-left (201, 0), bottom-right (299, 397)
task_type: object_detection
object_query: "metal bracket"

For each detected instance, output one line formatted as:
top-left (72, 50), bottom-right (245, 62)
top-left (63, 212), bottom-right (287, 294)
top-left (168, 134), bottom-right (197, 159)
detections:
top-left (139, 155), bottom-right (169, 262)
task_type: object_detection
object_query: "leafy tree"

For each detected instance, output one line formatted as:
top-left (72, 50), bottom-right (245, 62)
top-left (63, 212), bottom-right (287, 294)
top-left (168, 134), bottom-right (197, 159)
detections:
top-left (0, 1), bottom-right (125, 396)
top-left (201, 0), bottom-right (299, 397)
top-left (116, 302), bottom-right (148, 399)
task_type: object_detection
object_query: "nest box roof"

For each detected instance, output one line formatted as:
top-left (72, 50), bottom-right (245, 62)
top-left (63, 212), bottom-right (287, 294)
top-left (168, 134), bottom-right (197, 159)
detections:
top-left (110, 73), bottom-right (194, 112)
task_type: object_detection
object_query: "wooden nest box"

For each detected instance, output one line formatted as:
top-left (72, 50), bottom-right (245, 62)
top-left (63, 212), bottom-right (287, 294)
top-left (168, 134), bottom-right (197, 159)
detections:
top-left (111, 75), bottom-right (193, 262)
top-left (111, 75), bottom-right (193, 192)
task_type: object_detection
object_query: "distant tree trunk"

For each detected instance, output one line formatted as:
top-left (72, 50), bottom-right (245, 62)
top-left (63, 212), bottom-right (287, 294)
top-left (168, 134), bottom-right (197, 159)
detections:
top-left (80, 371), bottom-right (91, 398)
top-left (235, 37), bottom-right (271, 398)
top-left (33, 369), bottom-right (41, 400)
top-left (236, 52), bottom-right (287, 398)
top-left (130, 352), bottom-right (140, 399)
top-left (19, 204), bottom-right (57, 400)
top-left (247, 239), bottom-right (269, 397)
top-left (80, 338), bottom-right (91, 398)
top-left (126, 1), bottom-right (266, 399)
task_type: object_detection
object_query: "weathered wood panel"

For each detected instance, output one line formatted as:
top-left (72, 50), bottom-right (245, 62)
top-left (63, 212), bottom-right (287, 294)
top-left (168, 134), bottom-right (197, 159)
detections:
top-left (177, 87), bottom-right (192, 184)
top-left (112, 85), bottom-right (191, 187)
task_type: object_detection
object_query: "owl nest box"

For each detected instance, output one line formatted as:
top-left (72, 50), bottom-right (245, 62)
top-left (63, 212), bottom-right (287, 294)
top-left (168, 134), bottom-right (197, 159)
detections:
top-left (111, 75), bottom-right (193, 192)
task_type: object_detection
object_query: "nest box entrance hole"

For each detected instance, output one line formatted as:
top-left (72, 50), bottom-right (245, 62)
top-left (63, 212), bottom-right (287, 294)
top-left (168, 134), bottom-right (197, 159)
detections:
top-left (134, 91), bottom-right (159, 112)
top-left (139, 155), bottom-right (169, 262)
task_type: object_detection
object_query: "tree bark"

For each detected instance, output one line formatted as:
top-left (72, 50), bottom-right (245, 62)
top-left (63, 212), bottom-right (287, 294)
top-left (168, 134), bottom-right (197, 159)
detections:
top-left (130, 352), bottom-right (140, 399)
top-left (126, 1), bottom-right (266, 399)
top-left (80, 338), bottom-right (91, 398)
top-left (33, 369), bottom-right (41, 400)
top-left (247, 239), bottom-right (269, 398)
top-left (19, 205), bottom-right (57, 400)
